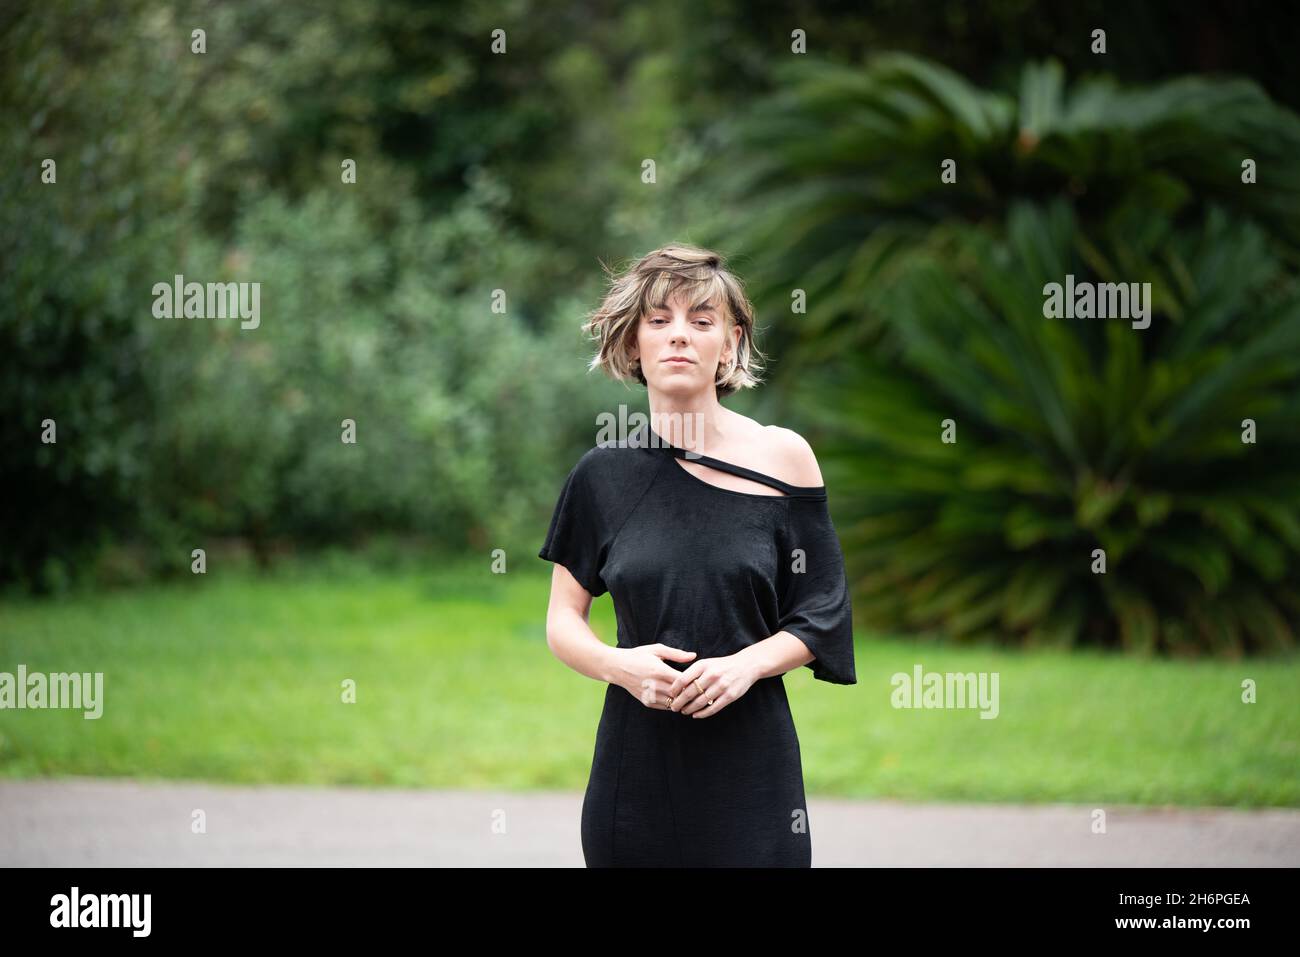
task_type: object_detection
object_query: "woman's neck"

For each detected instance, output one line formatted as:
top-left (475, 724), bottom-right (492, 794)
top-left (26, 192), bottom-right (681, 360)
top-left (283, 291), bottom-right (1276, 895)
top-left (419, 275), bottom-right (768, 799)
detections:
top-left (646, 400), bottom-right (733, 455)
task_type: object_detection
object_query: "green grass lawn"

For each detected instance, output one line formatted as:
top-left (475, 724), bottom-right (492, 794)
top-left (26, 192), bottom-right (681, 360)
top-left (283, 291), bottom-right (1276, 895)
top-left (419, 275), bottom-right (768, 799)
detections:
top-left (1, 554), bottom-right (1297, 806)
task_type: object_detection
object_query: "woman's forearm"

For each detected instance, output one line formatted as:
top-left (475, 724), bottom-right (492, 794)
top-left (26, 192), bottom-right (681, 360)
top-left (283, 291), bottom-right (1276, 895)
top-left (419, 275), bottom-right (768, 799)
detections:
top-left (548, 615), bottom-right (814, 686)
top-left (546, 608), bottom-right (620, 684)
top-left (736, 631), bottom-right (817, 681)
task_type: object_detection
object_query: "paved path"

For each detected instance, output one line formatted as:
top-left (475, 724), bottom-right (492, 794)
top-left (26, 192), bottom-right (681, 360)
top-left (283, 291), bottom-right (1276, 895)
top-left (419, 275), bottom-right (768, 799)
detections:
top-left (2, 777), bottom-right (1296, 866)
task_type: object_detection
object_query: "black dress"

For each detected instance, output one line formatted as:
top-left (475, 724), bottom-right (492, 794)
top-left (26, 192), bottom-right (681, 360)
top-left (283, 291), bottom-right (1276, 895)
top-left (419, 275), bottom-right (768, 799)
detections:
top-left (538, 423), bottom-right (857, 867)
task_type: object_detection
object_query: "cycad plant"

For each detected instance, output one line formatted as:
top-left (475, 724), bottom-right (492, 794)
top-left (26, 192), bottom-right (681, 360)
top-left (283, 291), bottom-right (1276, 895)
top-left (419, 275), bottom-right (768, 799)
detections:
top-left (708, 55), bottom-right (1300, 654)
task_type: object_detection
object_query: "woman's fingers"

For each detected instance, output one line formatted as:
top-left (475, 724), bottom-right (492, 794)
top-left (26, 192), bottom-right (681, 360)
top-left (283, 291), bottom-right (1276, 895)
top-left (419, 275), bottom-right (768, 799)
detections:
top-left (668, 673), bottom-right (708, 713)
top-left (639, 663), bottom-right (730, 715)
top-left (680, 677), bottom-right (726, 716)
top-left (665, 663), bottom-right (710, 710)
top-left (688, 693), bottom-right (729, 718)
top-left (638, 677), bottom-right (680, 710)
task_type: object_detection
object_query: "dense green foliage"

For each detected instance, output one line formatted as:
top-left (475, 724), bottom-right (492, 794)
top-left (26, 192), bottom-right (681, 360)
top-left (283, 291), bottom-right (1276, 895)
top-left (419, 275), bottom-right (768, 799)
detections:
top-left (1, 1), bottom-right (656, 589)
top-left (4, 3), bottom-right (1298, 657)
top-left (711, 56), bottom-right (1300, 653)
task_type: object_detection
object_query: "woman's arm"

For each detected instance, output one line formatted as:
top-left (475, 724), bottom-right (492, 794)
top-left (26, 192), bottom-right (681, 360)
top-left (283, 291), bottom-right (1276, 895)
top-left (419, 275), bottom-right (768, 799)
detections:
top-left (733, 631), bottom-right (818, 682)
top-left (544, 563), bottom-right (620, 684)
top-left (546, 562), bottom-right (700, 708)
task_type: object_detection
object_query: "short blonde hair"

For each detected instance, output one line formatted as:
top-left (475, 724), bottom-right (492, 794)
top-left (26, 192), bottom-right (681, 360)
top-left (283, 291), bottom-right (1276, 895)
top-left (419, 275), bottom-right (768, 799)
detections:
top-left (583, 243), bottom-right (766, 398)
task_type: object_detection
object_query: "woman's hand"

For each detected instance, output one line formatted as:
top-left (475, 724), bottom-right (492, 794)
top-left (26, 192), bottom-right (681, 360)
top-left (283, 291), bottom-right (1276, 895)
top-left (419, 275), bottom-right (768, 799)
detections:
top-left (610, 644), bottom-right (698, 710)
top-left (667, 652), bottom-right (759, 718)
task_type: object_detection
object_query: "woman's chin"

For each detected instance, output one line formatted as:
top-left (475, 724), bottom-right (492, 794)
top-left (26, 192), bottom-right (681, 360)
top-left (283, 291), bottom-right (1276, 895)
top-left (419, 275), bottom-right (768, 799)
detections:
top-left (649, 370), bottom-right (705, 389)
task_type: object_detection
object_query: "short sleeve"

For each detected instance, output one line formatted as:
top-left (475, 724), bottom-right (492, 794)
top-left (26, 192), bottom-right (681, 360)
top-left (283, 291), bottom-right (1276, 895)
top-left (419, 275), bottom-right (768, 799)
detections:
top-left (538, 456), bottom-right (609, 598)
top-left (776, 496), bottom-right (857, 685)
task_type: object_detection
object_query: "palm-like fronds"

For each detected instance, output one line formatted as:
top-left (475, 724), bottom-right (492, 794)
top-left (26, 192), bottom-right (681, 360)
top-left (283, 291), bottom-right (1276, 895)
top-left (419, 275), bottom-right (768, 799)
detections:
top-left (710, 55), bottom-right (1300, 654)
top-left (714, 53), bottom-right (1300, 374)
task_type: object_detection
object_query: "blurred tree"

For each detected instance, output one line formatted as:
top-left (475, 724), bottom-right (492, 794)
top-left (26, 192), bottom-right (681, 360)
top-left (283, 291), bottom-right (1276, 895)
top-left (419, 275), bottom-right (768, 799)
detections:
top-left (5, 0), bottom-right (1298, 600)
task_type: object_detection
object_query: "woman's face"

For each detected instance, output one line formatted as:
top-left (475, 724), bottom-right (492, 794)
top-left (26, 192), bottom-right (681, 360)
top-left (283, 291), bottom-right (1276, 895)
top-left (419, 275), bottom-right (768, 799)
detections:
top-left (631, 290), bottom-right (740, 397)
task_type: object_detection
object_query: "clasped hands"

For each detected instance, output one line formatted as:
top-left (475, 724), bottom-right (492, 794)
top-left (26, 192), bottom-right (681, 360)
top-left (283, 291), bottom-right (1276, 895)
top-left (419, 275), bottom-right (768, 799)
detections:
top-left (614, 643), bottom-right (759, 719)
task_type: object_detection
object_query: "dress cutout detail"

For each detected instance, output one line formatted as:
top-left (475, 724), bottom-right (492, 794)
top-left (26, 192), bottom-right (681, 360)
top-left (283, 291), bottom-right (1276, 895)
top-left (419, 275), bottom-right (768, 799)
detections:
top-left (642, 427), bottom-right (828, 499)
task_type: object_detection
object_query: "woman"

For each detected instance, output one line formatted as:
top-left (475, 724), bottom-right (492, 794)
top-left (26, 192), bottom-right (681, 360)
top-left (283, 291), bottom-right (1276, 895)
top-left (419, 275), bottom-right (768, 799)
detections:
top-left (539, 243), bottom-right (857, 867)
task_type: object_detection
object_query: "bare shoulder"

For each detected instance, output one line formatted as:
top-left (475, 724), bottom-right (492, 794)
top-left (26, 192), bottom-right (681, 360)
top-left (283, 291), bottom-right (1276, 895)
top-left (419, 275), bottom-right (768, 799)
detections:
top-left (764, 425), bottom-right (824, 487)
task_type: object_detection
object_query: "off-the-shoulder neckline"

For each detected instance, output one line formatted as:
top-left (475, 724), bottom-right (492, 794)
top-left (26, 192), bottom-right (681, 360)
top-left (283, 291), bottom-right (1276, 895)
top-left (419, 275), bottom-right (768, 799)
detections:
top-left (631, 424), bottom-right (828, 500)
